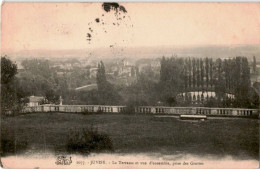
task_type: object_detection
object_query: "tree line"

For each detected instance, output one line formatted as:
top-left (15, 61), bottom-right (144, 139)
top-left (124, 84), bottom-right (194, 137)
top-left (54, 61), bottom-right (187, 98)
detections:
top-left (1, 55), bottom-right (259, 115)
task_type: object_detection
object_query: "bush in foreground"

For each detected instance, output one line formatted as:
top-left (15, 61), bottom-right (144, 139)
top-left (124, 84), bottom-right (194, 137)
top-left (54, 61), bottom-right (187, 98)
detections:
top-left (67, 125), bottom-right (113, 154)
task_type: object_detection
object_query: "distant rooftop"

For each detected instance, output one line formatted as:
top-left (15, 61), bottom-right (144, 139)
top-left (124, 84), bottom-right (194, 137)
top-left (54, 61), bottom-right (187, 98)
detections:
top-left (75, 84), bottom-right (97, 91)
top-left (29, 96), bottom-right (45, 102)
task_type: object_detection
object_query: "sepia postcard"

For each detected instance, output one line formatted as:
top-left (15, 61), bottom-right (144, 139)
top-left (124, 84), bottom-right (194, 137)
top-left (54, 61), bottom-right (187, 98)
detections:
top-left (1, 2), bottom-right (260, 169)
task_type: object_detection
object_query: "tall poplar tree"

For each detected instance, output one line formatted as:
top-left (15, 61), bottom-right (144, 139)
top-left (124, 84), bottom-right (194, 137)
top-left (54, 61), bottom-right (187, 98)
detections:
top-left (200, 58), bottom-right (204, 89)
top-left (192, 58), bottom-right (196, 88)
top-left (205, 57), bottom-right (209, 88)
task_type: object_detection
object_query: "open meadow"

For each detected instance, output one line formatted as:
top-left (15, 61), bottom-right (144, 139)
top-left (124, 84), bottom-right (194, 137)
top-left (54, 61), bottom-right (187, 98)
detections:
top-left (1, 113), bottom-right (259, 161)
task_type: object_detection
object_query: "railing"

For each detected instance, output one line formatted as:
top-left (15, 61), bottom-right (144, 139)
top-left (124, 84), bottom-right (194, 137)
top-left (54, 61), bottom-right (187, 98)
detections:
top-left (21, 105), bottom-right (127, 114)
top-left (21, 105), bottom-right (259, 117)
top-left (135, 106), bottom-right (259, 117)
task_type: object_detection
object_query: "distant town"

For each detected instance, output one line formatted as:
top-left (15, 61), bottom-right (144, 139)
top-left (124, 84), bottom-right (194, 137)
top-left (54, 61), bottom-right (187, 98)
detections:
top-left (15, 56), bottom-right (161, 90)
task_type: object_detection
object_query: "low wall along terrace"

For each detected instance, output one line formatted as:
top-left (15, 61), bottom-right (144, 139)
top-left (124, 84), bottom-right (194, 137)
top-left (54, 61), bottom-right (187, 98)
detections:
top-left (21, 105), bottom-right (259, 118)
top-left (135, 106), bottom-right (259, 117)
top-left (21, 105), bottom-right (126, 114)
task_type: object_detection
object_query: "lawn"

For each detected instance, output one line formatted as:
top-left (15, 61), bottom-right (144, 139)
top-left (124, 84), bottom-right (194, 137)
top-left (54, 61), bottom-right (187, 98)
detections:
top-left (1, 113), bottom-right (259, 160)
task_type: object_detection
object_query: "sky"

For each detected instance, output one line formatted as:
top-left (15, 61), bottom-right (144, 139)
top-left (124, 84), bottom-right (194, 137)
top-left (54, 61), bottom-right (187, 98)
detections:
top-left (1, 2), bottom-right (260, 55)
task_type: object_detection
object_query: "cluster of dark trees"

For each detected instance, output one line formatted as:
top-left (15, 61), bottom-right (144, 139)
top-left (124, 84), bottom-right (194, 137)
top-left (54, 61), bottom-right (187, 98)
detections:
top-left (159, 56), bottom-right (259, 108)
top-left (1, 56), bottom-right (19, 114)
top-left (252, 56), bottom-right (257, 75)
top-left (160, 56), bottom-right (250, 93)
top-left (160, 57), bottom-right (214, 91)
top-left (19, 59), bottom-right (64, 104)
top-left (1, 57), bottom-right (66, 115)
top-left (1, 56), bottom-right (24, 115)
top-left (18, 58), bottom-right (95, 104)
top-left (19, 59), bottom-right (58, 98)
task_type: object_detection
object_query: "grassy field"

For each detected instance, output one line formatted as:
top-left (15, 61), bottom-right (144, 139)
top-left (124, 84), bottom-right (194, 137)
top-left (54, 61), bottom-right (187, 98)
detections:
top-left (1, 113), bottom-right (259, 160)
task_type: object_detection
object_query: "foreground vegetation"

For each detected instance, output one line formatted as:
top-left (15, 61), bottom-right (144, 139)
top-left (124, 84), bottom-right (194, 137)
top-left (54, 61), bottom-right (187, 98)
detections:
top-left (67, 125), bottom-right (113, 154)
top-left (1, 113), bottom-right (258, 160)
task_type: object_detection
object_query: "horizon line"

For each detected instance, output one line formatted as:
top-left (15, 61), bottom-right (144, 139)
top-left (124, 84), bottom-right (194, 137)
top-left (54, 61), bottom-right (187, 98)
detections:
top-left (2, 43), bottom-right (260, 54)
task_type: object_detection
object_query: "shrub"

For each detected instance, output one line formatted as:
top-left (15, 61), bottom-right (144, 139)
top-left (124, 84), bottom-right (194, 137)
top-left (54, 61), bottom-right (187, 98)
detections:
top-left (96, 109), bottom-right (104, 114)
top-left (122, 100), bottom-right (136, 114)
top-left (82, 109), bottom-right (95, 115)
top-left (67, 125), bottom-right (113, 154)
top-left (82, 109), bottom-right (104, 115)
top-left (123, 105), bottom-right (135, 114)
